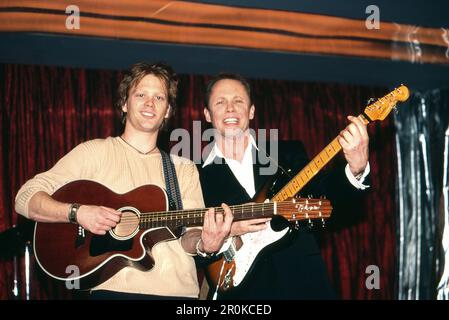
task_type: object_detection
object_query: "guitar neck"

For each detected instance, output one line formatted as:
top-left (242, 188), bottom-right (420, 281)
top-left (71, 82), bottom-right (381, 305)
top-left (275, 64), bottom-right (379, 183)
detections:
top-left (271, 138), bottom-right (341, 201)
top-left (138, 202), bottom-right (276, 230)
top-left (272, 114), bottom-right (369, 202)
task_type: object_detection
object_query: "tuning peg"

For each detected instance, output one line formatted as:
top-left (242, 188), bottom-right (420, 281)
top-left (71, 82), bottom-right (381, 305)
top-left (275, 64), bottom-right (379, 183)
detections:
top-left (305, 212), bottom-right (313, 229)
top-left (308, 219), bottom-right (314, 229)
top-left (318, 211), bottom-right (326, 228)
top-left (294, 221), bottom-right (300, 230)
top-left (321, 218), bottom-right (326, 228)
top-left (366, 97), bottom-right (377, 105)
top-left (393, 106), bottom-right (399, 114)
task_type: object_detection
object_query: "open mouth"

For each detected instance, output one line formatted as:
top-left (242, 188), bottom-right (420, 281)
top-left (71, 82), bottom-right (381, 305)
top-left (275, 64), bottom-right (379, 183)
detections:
top-left (224, 117), bottom-right (238, 124)
top-left (141, 111), bottom-right (156, 118)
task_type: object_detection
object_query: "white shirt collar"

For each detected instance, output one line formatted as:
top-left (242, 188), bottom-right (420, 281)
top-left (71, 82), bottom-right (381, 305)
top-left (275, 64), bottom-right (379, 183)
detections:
top-left (203, 133), bottom-right (259, 168)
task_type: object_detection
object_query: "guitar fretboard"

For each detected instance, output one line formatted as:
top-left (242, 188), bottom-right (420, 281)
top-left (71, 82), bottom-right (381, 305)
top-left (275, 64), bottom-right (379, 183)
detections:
top-left (272, 114), bottom-right (369, 202)
top-left (272, 137), bottom-right (341, 201)
top-left (134, 200), bottom-right (330, 230)
top-left (138, 202), bottom-right (276, 230)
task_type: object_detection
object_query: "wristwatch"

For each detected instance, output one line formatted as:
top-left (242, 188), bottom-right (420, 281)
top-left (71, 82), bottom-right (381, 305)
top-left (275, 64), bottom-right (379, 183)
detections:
top-left (68, 203), bottom-right (81, 224)
top-left (195, 238), bottom-right (216, 258)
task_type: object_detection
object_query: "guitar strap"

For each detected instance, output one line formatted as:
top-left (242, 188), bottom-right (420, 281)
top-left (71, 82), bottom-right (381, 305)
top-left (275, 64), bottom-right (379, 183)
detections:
top-left (160, 150), bottom-right (183, 211)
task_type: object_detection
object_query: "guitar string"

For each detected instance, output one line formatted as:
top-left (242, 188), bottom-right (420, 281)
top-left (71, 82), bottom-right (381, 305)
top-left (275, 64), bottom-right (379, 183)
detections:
top-left (114, 212), bottom-right (331, 227)
top-left (117, 211), bottom-right (332, 225)
top-left (115, 205), bottom-right (332, 225)
top-left (115, 202), bottom-right (332, 221)
top-left (115, 215), bottom-right (331, 227)
top-left (115, 202), bottom-right (331, 221)
top-left (125, 210), bottom-right (331, 222)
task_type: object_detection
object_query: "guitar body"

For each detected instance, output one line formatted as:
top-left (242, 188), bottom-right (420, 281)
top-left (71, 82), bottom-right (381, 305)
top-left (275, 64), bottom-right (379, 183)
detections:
top-left (206, 258), bottom-right (236, 292)
top-left (205, 171), bottom-right (295, 293)
top-left (34, 180), bottom-right (178, 288)
top-left (206, 216), bottom-right (295, 293)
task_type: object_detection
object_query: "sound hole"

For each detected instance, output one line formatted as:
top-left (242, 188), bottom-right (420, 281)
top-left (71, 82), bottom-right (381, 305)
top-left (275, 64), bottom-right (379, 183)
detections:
top-left (111, 207), bottom-right (140, 240)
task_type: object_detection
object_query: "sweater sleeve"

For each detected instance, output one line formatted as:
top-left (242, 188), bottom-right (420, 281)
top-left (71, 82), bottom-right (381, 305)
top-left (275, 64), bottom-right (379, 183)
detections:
top-left (14, 140), bottom-right (102, 218)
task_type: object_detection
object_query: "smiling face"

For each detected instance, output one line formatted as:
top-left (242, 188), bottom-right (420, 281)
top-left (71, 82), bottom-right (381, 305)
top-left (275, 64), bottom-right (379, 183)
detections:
top-left (204, 79), bottom-right (255, 139)
top-left (122, 74), bottom-right (170, 134)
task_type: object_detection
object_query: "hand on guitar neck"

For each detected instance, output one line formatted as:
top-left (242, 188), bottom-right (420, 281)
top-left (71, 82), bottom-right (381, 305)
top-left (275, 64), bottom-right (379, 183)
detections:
top-left (229, 217), bottom-right (271, 236)
top-left (182, 204), bottom-right (234, 256)
top-left (338, 115), bottom-right (369, 177)
top-left (226, 114), bottom-right (369, 240)
top-left (202, 204), bottom-right (234, 253)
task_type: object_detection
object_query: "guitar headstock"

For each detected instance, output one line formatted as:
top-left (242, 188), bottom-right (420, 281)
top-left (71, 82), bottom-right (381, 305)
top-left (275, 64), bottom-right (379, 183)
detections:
top-left (276, 198), bottom-right (332, 222)
top-left (364, 85), bottom-right (410, 122)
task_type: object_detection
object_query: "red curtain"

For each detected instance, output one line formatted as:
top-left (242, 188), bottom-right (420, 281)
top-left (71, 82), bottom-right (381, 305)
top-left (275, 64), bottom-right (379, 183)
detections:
top-left (0, 64), bottom-right (396, 299)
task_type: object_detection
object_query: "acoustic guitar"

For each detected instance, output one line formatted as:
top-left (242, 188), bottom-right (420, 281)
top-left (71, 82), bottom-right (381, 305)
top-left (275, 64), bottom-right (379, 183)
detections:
top-left (33, 180), bottom-right (332, 288)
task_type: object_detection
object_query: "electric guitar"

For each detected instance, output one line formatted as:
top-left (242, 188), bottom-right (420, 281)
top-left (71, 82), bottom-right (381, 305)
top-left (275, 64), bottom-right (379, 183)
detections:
top-left (33, 180), bottom-right (332, 289)
top-left (206, 85), bottom-right (410, 293)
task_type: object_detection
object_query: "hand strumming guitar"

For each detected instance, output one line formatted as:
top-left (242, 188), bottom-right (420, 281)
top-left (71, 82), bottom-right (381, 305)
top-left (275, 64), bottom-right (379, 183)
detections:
top-left (76, 205), bottom-right (122, 235)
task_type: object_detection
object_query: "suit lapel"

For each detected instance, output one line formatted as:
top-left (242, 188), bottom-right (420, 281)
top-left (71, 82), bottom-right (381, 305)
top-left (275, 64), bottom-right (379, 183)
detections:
top-left (253, 146), bottom-right (279, 198)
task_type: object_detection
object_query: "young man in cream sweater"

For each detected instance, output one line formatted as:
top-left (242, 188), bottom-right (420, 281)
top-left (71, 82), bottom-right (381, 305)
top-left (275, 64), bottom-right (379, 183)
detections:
top-left (15, 62), bottom-right (232, 299)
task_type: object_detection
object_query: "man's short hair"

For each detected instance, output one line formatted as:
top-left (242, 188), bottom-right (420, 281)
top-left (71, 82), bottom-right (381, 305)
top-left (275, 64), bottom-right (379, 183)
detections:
top-left (205, 72), bottom-right (252, 109)
top-left (117, 62), bottom-right (178, 120)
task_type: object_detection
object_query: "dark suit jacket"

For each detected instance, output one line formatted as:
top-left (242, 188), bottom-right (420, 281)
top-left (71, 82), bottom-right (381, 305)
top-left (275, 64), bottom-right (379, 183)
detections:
top-left (198, 140), bottom-right (368, 299)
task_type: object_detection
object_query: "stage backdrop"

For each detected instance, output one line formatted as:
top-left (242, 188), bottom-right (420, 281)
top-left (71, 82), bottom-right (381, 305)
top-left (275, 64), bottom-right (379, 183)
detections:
top-left (0, 64), bottom-right (395, 299)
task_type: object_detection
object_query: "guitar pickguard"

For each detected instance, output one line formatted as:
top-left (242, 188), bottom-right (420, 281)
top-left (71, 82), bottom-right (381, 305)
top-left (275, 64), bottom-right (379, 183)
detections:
top-left (233, 225), bottom-right (289, 286)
